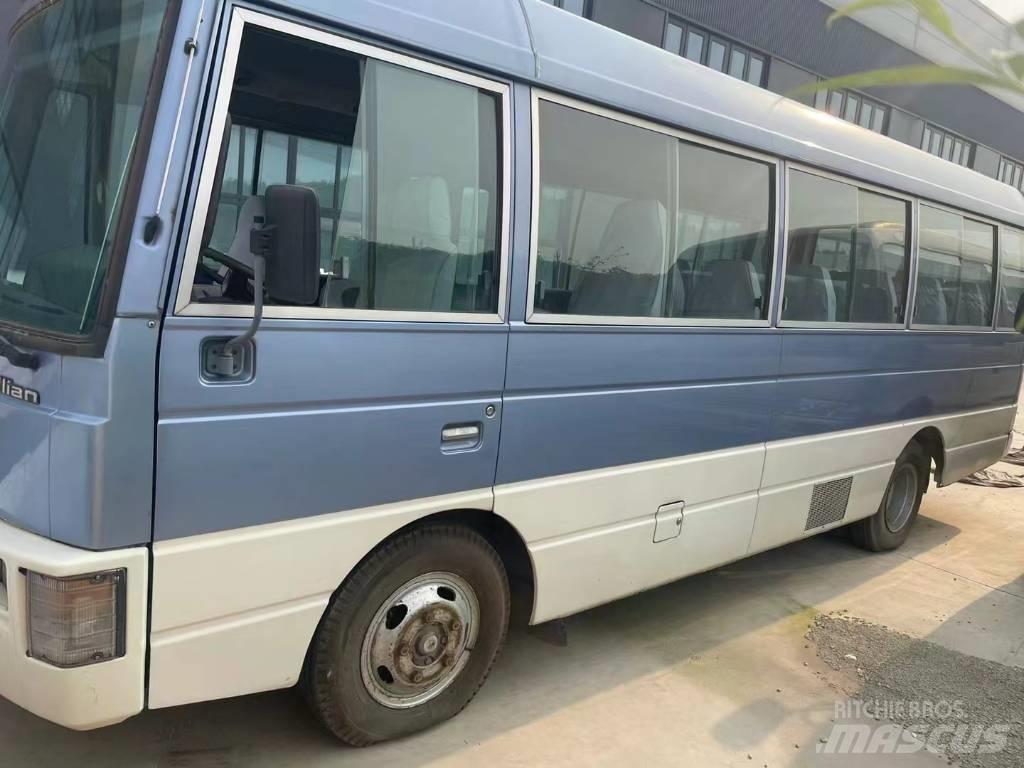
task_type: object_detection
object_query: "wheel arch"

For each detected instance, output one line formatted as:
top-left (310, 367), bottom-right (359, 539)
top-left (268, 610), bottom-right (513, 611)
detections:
top-left (908, 426), bottom-right (946, 487)
top-left (302, 507), bottom-right (537, 668)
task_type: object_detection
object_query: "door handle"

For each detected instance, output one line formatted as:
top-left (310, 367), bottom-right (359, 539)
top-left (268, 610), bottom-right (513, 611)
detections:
top-left (441, 423), bottom-right (481, 453)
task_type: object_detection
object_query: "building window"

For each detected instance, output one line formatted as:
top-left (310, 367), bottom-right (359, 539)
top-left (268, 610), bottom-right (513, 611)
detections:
top-left (541, 0), bottom-right (587, 15)
top-left (813, 87), bottom-right (888, 134)
top-left (998, 156), bottom-right (1024, 192)
top-left (920, 124), bottom-right (973, 167)
top-left (661, 17), bottom-right (767, 87)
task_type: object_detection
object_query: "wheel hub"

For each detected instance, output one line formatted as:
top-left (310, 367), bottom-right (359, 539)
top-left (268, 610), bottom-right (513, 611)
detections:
top-left (884, 463), bottom-right (918, 533)
top-left (361, 573), bottom-right (479, 709)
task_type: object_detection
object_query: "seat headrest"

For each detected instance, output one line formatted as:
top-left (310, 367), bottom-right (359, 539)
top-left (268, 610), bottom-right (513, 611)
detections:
top-left (379, 176), bottom-right (455, 253)
top-left (689, 258), bottom-right (762, 319)
top-left (593, 200), bottom-right (667, 276)
top-left (225, 196), bottom-right (265, 272)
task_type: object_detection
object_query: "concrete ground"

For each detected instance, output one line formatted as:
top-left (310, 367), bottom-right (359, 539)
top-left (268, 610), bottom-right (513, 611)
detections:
top-left (2, 405), bottom-right (1022, 767)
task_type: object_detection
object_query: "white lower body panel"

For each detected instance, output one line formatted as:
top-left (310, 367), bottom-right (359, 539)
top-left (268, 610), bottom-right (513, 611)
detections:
top-left (0, 519), bottom-right (148, 730)
top-left (148, 489), bottom-right (492, 709)
top-left (147, 404), bottom-right (1017, 708)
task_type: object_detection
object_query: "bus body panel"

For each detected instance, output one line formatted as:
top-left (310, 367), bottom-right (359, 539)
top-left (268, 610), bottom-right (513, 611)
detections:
top-left (270, 0), bottom-right (535, 83)
top-left (773, 330), bottom-right (1024, 439)
top-left (498, 326), bottom-right (781, 484)
top-left (1, 0), bottom-right (1024, 731)
top-left (153, 318), bottom-right (508, 540)
top-left (0, 320), bottom-right (157, 549)
top-left (148, 487), bottom-right (491, 708)
top-left (143, 0), bottom-right (1023, 712)
top-left (0, 357), bottom-right (58, 539)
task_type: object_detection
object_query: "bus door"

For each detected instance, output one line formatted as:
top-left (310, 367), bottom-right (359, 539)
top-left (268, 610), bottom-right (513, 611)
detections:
top-left (153, 11), bottom-right (511, 543)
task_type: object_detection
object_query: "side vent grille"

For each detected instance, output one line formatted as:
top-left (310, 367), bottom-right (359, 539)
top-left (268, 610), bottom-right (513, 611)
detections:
top-left (805, 476), bottom-right (853, 530)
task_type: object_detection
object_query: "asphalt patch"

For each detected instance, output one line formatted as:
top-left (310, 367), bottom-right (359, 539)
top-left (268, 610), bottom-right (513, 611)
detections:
top-left (808, 614), bottom-right (1024, 768)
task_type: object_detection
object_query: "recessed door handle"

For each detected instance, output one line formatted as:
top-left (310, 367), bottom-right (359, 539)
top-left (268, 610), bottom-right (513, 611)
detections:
top-left (442, 424), bottom-right (480, 442)
top-left (441, 423), bottom-right (481, 453)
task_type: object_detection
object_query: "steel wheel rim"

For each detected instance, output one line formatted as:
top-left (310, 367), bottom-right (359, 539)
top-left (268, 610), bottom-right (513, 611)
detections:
top-left (360, 571), bottom-right (480, 709)
top-left (884, 463), bottom-right (918, 533)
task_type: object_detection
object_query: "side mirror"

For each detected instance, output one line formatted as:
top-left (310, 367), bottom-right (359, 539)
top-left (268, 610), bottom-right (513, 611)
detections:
top-left (224, 184), bottom-right (320, 356)
top-left (1015, 294), bottom-right (1024, 334)
top-left (260, 184), bottom-right (321, 305)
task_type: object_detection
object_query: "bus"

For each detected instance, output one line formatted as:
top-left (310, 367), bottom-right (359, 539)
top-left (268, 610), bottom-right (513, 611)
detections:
top-left (0, 0), bottom-right (1022, 746)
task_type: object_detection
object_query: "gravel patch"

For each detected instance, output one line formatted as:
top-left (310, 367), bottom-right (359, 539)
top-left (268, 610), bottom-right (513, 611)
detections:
top-left (808, 614), bottom-right (1024, 768)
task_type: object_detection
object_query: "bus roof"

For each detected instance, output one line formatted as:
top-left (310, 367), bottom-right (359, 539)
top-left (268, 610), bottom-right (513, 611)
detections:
top-left (280, 0), bottom-right (1024, 228)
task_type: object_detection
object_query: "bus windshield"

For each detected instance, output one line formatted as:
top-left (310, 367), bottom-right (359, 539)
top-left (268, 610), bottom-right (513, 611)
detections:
top-left (0, 0), bottom-right (170, 338)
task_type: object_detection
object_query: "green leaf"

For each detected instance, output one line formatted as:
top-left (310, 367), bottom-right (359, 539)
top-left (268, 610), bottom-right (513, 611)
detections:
top-left (1002, 53), bottom-right (1024, 80)
top-left (828, 0), bottom-right (957, 43)
top-left (790, 64), bottom-right (1024, 98)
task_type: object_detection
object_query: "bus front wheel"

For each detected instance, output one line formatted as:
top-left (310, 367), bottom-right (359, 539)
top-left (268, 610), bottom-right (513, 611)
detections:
top-left (851, 441), bottom-right (930, 552)
top-left (302, 523), bottom-right (510, 746)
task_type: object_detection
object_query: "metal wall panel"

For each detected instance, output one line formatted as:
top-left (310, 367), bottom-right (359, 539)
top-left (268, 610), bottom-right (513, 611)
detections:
top-left (635, 0), bottom-right (1024, 162)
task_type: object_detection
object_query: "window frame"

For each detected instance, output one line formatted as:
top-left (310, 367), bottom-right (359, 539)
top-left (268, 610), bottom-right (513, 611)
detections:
top-left (920, 123), bottom-right (974, 169)
top-left (909, 197), bottom-right (1001, 332)
top-left (661, 15), bottom-right (768, 87)
top-left (998, 156), bottom-right (1024, 192)
top-left (542, 0), bottom-right (589, 15)
top-left (172, 8), bottom-right (512, 324)
top-left (996, 224), bottom-right (1024, 332)
top-left (526, 89), bottom-right (780, 328)
top-left (778, 164), bottom-right (914, 331)
top-left (814, 87), bottom-right (889, 134)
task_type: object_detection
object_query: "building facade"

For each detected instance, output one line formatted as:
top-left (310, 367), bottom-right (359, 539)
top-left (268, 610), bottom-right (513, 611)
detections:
top-left (542, 0), bottom-right (1024, 195)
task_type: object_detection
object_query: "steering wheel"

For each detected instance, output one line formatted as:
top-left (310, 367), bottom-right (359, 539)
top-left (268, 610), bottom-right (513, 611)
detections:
top-left (201, 246), bottom-right (255, 277)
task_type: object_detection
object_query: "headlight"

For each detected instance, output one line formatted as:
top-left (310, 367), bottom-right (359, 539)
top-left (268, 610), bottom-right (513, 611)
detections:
top-left (25, 569), bottom-right (126, 668)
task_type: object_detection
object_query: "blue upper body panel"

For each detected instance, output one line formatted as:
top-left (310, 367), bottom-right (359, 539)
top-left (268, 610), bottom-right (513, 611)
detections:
top-left (2, 0), bottom-right (1023, 548)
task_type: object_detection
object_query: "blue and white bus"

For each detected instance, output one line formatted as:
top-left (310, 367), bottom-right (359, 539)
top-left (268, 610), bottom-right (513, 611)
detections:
top-left (0, 0), bottom-right (1022, 745)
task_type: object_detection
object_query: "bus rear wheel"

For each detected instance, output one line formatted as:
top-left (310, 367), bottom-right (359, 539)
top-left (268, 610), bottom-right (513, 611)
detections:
top-left (302, 524), bottom-right (510, 746)
top-left (850, 441), bottom-right (930, 552)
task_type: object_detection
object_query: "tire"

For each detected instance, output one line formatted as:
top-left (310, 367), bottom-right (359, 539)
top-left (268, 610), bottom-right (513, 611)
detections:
top-left (850, 441), bottom-right (930, 552)
top-left (302, 524), bottom-right (510, 746)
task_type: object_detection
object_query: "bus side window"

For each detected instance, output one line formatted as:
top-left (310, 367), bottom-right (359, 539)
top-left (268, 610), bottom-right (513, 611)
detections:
top-left (998, 228), bottom-right (1024, 329)
top-left (191, 25), bottom-right (502, 316)
top-left (532, 99), bottom-right (774, 322)
top-left (916, 206), bottom-right (995, 328)
top-left (785, 171), bottom-right (909, 325)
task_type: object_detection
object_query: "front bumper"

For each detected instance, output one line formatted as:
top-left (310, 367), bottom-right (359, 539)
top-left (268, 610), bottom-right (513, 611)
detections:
top-left (0, 518), bottom-right (147, 729)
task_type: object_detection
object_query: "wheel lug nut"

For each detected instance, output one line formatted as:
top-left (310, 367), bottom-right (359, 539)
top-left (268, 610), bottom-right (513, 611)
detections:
top-left (400, 646), bottom-right (411, 658)
top-left (412, 671), bottom-right (424, 683)
top-left (450, 620), bottom-right (461, 632)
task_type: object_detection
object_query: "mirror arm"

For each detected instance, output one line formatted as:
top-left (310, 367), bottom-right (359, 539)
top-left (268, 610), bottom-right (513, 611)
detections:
top-left (225, 254), bottom-right (265, 353)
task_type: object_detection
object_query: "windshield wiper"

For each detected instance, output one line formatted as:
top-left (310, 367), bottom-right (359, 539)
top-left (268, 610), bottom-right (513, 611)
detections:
top-left (0, 332), bottom-right (39, 370)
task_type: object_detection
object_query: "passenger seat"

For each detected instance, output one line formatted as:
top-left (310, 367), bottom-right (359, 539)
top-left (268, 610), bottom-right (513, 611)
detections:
top-left (192, 196), bottom-right (264, 302)
top-left (914, 276), bottom-right (948, 325)
top-left (784, 264), bottom-right (836, 322)
top-left (851, 269), bottom-right (897, 323)
top-left (687, 259), bottom-right (763, 319)
top-left (371, 176), bottom-right (458, 311)
top-left (569, 200), bottom-right (668, 317)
